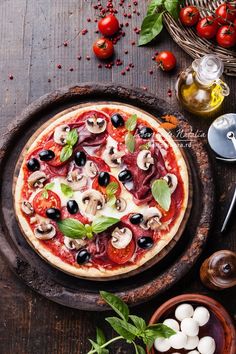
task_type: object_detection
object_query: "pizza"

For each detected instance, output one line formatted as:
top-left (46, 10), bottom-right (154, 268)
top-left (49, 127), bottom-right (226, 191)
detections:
top-left (14, 103), bottom-right (190, 278)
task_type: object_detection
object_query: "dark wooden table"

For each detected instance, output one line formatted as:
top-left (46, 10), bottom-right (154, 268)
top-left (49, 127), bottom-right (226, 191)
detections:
top-left (0, 1), bottom-right (235, 353)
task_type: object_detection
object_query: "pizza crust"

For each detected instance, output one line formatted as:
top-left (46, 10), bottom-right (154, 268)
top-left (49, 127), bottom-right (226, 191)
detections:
top-left (14, 103), bottom-right (189, 279)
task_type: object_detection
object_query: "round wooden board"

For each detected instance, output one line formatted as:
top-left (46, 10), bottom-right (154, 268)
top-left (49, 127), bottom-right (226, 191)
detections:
top-left (0, 83), bottom-right (214, 310)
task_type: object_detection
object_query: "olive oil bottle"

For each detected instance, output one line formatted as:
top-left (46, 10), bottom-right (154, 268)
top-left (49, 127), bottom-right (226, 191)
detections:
top-left (176, 55), bottom-right (230, 116)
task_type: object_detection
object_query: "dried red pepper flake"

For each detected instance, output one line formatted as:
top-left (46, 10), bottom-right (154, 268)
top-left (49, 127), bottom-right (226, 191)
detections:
top-left (63, 41), bottom-right (68, 47)
top-left (81, 29), bottom-right (88, 35)
top-left (86, 56), bottom-right (91, 61)
top-left (98, 63), bottom-right (102, 68)
top-left (126, 66), bottom-right (130, 72)
top-left (125, 22), bottom-right (129, 27)
top-left (131, 41), bottom-right (136, 45)
top-left (69, 67), bottom-right (74, 72)
top-left (77, 55), bottom-right (82, 60)
top-left (149, 70), bottom-right (154, 75)
top-left (121, 70), bottom-right (126, 75)
top-left (124, 50), bottom-right (128, 54)
top-left (57, 64), bottom-right (62, 69)
top-left (9, 74), bottom-right (14, 80)
top-left (127, 14), bottom-right (132, 19)
top-left (87, 18), bottom-right (91, 22)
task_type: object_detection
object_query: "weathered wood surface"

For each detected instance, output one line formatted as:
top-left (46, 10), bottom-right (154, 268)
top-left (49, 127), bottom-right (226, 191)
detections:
top-left (0, 1), bottom-right (235, 353)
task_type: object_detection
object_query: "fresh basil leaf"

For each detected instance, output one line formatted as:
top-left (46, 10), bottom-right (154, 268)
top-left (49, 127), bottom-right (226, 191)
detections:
top-left (60, 144), bottom-right (73, 162)
top-left (151, 179), bottom-right (171, 211)
top-left (134, 344), bottom-right (146, 354)
top-left (106, 182), bottom-right (119, 196)
top-left (125, 114), bottom-right (137, 131)
top-left (100, 291), bottom-right (129, 322)
top-left (88, 339), bottom-right (108, 354)
top-left (96, 328), bottom-right (106, 346)
top-left (85, 224), bottom-right (93, 239)
top-left (147, 0), bottom-right (164, 16)
top-left (107, 195), bottom-right (116, 207)
top-left (45, 182), bottom-right (55, 190)
top-left (57, 218), bottom-right (86, 239)
top-left (66, 128), bottom-right (78, 146)
top-left (105, 317), bottom-right (136, 342)
top-left (143, 324), bottom-right (175, 350)
top-left (139, 142), bottom-right (151, 150)
top-left (164, 0), bottom-right (180, 20)
top-left (125, 132), bottom-right (136, 153)
top-left (139, 12), bottom-right (164, 46)
top-left (42, 189), bottom-right (48, 199)
top-left (92, 216), bottom-right (119, 234)
top-left (129, 315), bottom-right (146, 332)
top-left (60, 183), bottom-right (73, 198)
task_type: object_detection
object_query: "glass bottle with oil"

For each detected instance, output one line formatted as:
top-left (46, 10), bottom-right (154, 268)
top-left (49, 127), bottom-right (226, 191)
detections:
top-left (175, 54), bottom-right (230, 116)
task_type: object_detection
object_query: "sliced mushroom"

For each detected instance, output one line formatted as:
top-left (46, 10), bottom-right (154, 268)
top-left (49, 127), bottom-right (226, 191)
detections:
top-left (137, 150), bottom-right (154, 170)
top-left (28, 171), bottom-right (47, 188)
top-left (53, 125), bottom-right (70, 145)
top-left (81, 189), bottom-right (105, 215)
top-left (85, 115), bottom-right (107, 134)
top-left (163, 173), bottom-right (178, 193)
top-left (115, 197), bottom-right (127, 212)
top-left (141, 208), bottom-right (162, 231)
top-left (104, 146), bottom-right (125, 168)
top-left (67, 170), bottom-right (87, 191)
top-left (111, 227), bottom-right (133, 249)
top-left (64, 237), bottom-right (87, 250)
top-left (34, 222), bottom-right (56, 240)
top-left (21, 200), bottom-right (34, 215)
top-left (84, 160), bottom-right (98, 177)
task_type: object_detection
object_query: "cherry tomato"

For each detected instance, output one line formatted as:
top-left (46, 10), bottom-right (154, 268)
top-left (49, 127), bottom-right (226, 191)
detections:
top-left (93, 38), bottom-right (114, 60)
top-left (179, 6), bottom-right (200, 27)
top-left (43, 141), bottom-right (64, 167)
top-left (216, 25), bottom-right (236, 48)
top-left (196, 16), bottom-right (218, 39)
top-left (215, 3), bottom-right (236, 26)
top-left (92, 175), bottom-right (121, 197)
top-left (107, 239), bottom-right (135, 264)
top-left (33, 190), bottom-right (61, 217)
top-left (155, 51), bottom-right (177, 71)
top-left (98, 14), bottom-right (119, 37)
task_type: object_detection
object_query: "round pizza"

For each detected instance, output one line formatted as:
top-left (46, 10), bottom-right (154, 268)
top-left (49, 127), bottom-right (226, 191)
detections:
top-left (14, 103), bottom-right (190, 278)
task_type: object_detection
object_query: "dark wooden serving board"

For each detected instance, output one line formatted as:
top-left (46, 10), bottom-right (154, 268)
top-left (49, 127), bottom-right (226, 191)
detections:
top-left (0, 83), bottom-right (214, 311)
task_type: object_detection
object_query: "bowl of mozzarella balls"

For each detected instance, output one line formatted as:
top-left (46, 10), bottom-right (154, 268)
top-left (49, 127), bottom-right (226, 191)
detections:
top-left (148, 294), bottom-right (236, 354)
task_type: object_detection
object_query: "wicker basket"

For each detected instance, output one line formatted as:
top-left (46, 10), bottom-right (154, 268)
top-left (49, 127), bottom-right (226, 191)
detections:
top-left (163, 0), bottom-right (236, 76)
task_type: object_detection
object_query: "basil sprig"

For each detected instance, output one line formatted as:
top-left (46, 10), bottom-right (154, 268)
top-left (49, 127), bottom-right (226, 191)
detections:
top-left (60, 183), bottom-right (73, 198)
top-left (57, 216), bottom-right (119, 240)
top-left (151, 179), bottom-right (171, 211)
top-left (60, 128), bottom-right (78, 162)
top-left (125, 114), bottom-right (137, 153)
top-left (106, 182), bottom-right (119, 206)
top-left (139, 0), bottom-right (182, 46)
top-left (87, 291), bottom-right (175, 354)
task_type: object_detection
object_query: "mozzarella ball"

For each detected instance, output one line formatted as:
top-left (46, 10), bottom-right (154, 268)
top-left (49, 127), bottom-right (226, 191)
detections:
top-left (184, 335), bottom-right (199, 350)
top-left (181, 318), bottom-right (199, 337)
top-left (193, 307), bottom-right (210, 327)
top-left (163, 318), bottom-right (180, 332)
top-left (169, 331), bottom-right (187, 349)
top-left (154, 337), bottom-right (171, 352)
top-left (198, 336), bottom-right (216, 354)
top-left (175, 303), bottom-right (194, 321)
top-left (188, 351), bottom-right (200, 354)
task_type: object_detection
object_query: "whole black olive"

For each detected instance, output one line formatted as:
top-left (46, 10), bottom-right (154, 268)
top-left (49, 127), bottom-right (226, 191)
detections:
top-left (139, 127), bottom-right (153, 139)
top-left (67, 200), bottom-right (79, 214)
top-left (74, 151), bottom-right (87, 167)
top-left (111, 113), bottom-right (125, 128)
top-left (39, 149), bottom-right (55, 161)
top-left (46, 208), bottom-right (61, 221)
top-left (130, 213), bottom-right (143, 225)
top-left (118, 169), bottom-right (132, 183)
top-left (98, 171), bottom-right (110, 187)
top-left (76, 249), bottom-right (90, 265)
top-left (137, 236), bottom-right (154, 249)
top-left (27, 158), bottom-right (40, 171)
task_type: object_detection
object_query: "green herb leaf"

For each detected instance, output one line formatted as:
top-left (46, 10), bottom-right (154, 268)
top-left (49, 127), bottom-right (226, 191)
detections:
top-left (151, 179), bottom-right (171, 211)
top-left (96, 328), bottom-right (106, 346)
top-left (164, 0), bottom-right (180, 20)
top-left (60, 183), bottom-right (73, 198)
top-left (139, 12), bottom-right (164, 46)
top-left (66, 128), bottom-right (78, 146)
top-left (125, 114), bottom-right (137, 132)
top-left (41, 189), bottom-right (48, 199)
top-left (57, 218), bottom-right (86, 239)
top-left (105, 317), bottom-right (136, 342)
top-left (92, 216), bottom-right (119, 234)
top-left (129, 315), bottom-right (147, 332)
top-left (143, 324), bottom-right (175, 350)
top-left (88, 339), bottom-right (109, 354)
top-left (100, 291), bottom-right (129, 322)
top-left (45, 182), bottom-right (55, 190)
top-left (125, 132), bottom-right (136, 153)
top-left (134, 343), bottom-right (146, 354)
top-left (139, 142), bottom-right (151, 151)
top-left (106, 182), bottom-right (119, 196)
top-left (107, 195), bottom-right (116, 207)
top-left (60, 145), bottom-right (73, 162)
top-left (146, 0), bottom-right (164, 16)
